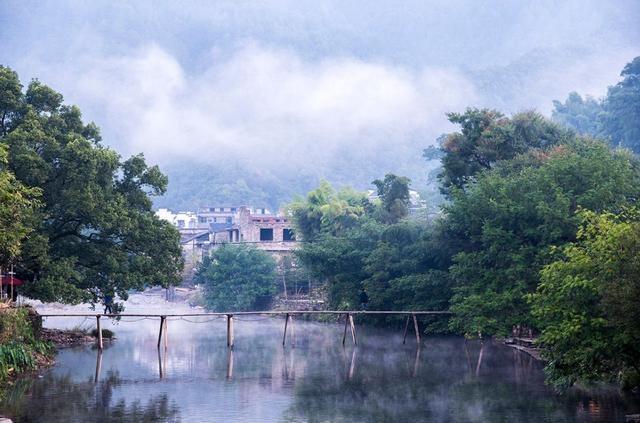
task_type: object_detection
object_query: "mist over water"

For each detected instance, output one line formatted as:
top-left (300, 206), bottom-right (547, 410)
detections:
top-left (2, 296), bottom-right (638, 422)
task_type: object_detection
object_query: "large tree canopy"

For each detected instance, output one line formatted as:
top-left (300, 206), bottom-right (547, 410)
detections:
top-left (0, 143), bottom-right (40, 267)
top-left (0, 65), bottom-right (183, 306)
top-left (438, 109), bottom-right (570, 196)
top-left (445, 139), bottom-right (640, 337)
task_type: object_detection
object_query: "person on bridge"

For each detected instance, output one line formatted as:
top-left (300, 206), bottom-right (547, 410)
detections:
top-left (103, 293), bottom-right (114, 314)
top-left (359, 288), bottom-right (369, 311)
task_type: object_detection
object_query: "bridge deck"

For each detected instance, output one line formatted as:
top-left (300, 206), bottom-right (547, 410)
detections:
top-left (37, 310), bottom-right (451, 351)
top-left (39, 310), bottom-right (451, 317)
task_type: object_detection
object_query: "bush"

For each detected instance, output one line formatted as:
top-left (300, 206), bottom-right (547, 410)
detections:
top-left (195, 244), bottom-right (277, 312)
top-left (0, 308), bottom-right (52, 383)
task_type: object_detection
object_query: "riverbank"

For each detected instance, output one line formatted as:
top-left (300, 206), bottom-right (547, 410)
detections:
top-left (0, 306), bottom-right (55, 388)
top-left (39, 328), bottom-right (98, 348)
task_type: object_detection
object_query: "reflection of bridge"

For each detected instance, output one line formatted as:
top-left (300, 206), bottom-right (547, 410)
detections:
top-left (39, 310), bottom-right (452, 351)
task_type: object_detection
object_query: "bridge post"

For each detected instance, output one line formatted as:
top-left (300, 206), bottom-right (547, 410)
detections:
top-left (282, 313), bottom-right (289, 347)
top-left (163, 317), bottom-right (168, 350)
top-left (157, 316), bottom-right (166, 349)
top-left (342, 313), bottom-right (349, 346)
top-left (226, 348), bottom-right (234, 379)
top-left (402, 315), bottom-right (410, 344)
top-left (96, 315), bottom-right (103, 350)
top-left (412, 313), bottom-right (420, 345)
top-left (94, 349), bottom-right (102, 383)
top-left (349, 314), bottom-right (357, 346)
top-left (227, 314), bottom-right (234, 349)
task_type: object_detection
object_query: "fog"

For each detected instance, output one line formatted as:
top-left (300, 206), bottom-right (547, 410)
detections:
top-left (1, 0), bottom-right (639, 208)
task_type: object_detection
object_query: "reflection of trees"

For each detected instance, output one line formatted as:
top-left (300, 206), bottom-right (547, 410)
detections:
top-left (283, 338), bottom-right (626, 422)
top-left (1, 371), bottom-right (180, 422)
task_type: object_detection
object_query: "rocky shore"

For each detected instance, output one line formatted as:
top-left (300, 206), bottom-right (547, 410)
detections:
top-left (39, 328), bottom-right (97, 348)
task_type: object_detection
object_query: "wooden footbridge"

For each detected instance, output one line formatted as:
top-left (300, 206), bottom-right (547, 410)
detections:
top-left (39, 310), bottom-right (451, 350)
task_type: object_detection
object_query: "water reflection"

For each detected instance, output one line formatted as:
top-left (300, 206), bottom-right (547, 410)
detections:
top-left (3, 372), bottom-right (180, 422)
top-left (1, 319), bottom-right (639, 422)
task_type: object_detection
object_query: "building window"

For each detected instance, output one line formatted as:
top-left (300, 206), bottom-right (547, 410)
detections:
top-left (226, 217), bottom-right (232, 223)
top-left (283, 228), bottom-right (295, 241)
top-left (177, 220), bottom-right (185, 228)
top-left (260, 228), bottom-right (273, 241)
top-left (231, 207), bottom-right (237, 212)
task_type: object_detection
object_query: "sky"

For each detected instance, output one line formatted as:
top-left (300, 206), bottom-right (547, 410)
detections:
top-left (1, 0), bottom-right (639, 203)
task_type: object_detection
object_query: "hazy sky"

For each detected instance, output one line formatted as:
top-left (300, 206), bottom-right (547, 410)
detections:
top-left (1, 0), bottom-right (639, 181)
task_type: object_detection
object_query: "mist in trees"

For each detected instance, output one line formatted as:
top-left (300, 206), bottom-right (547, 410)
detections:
top-left (553, 56), bottom-right (640, 154)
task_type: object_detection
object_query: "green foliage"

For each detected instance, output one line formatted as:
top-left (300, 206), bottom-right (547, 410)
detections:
top-left (0, 65), bottom-right (183, 305)
top-left (438, 109), bottom-right (569, 196)
top-left (292, 180), bottom-right (452, 319)
top-left (0, 343), bottom-right (35, 380)
top-left (600, 57), bottom-right (640, 153)
top-left (553, 56), bottom-right (640, 154)
top-left (372, 174), bottom-right (411, 223)
top-left (446, 139), bottom-right (640, 337)
top-left (0, 308), bottom-right (53, 383)
top-left (296, 219), bottom-right (384, 309)
top-left (0, 144), bottom-right (40, 266)
top-left (288, 180), bottom-right (370, 241)
top-left (552, 92), bottom-right (602, 136)
top-left (195, 244), bottom-right (277, 312)
top-left (530, 210), bottom-right (640, 390)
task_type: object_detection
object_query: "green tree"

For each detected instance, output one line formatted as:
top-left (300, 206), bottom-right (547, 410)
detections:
top-left (600, 56), bottom-right (640, 153)
top-left (372, 173), bottom-right (411, 223)
top-left (288, 180), bottom-right (370, 241)
top-left (195, 244), bottom-right (277, 312)
top-left (0, 66), bottom-right (183, 306)
top-left (530, 210), bottom-right (640, 390)
top-left (0, 144), bottom-right (40, 267)
top-left (295, 219), bottom-right (383, 309)
top-left (552, 57), bottom-right (640, 154)
top-left (552, 92), bottom-right (602, 136)
top-left (438, 109), bottom-right (569, 196)
top-left (445, 139), bottom-right (640, 337)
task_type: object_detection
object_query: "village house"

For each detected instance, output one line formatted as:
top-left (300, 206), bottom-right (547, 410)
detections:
top-left (156, 206), bottom-right (298, 281)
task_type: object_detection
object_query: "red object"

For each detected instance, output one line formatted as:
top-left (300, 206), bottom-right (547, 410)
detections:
top-left (0, 276), bottom-right (24, 286)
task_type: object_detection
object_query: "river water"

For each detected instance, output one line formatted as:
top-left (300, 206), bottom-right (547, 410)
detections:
top-left (1, 295), bottom-right (639, 422)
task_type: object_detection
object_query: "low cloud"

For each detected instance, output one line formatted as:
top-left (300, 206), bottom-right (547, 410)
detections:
top-left (40, 43), bottom-right (477, 170)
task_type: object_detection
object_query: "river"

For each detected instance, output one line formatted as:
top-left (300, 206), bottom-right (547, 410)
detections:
top-left (1, 293), bottom-right (639, 422)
